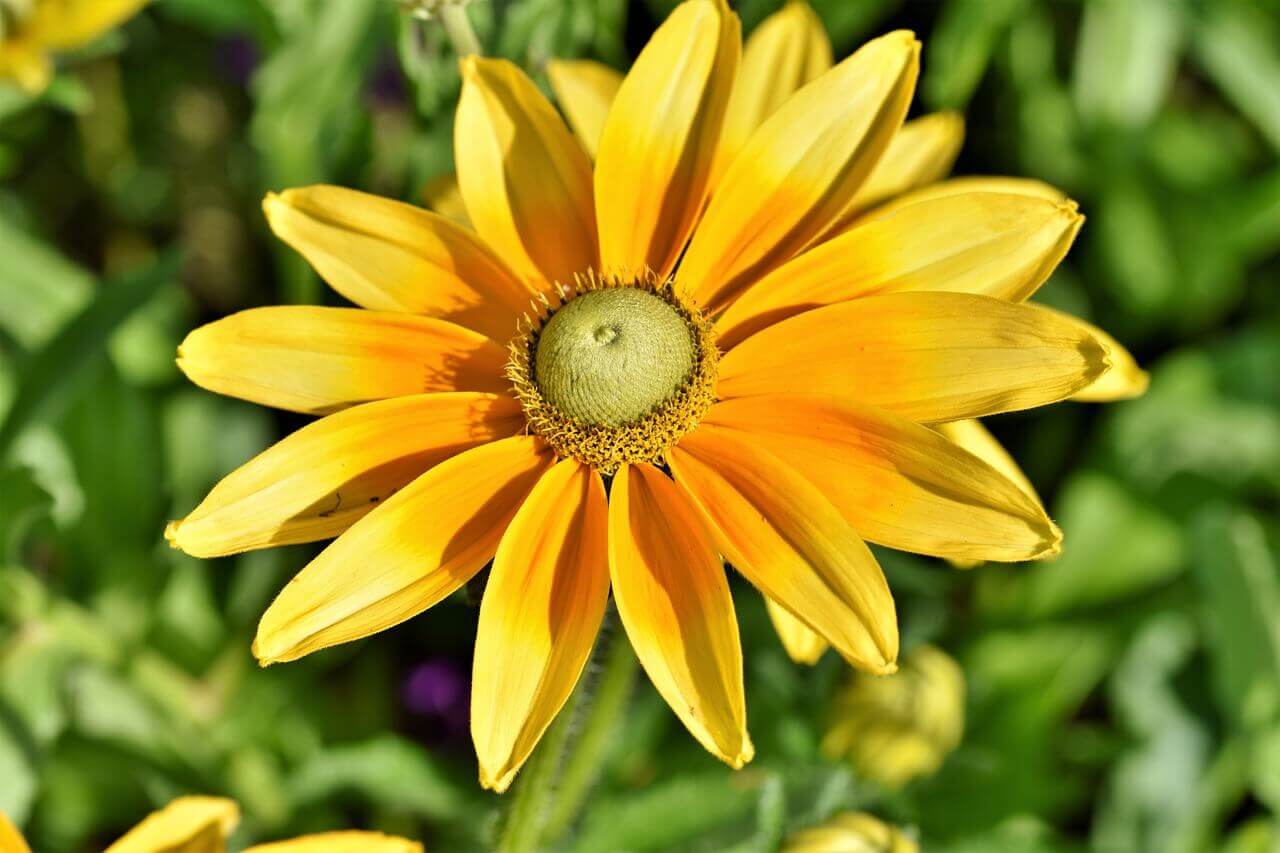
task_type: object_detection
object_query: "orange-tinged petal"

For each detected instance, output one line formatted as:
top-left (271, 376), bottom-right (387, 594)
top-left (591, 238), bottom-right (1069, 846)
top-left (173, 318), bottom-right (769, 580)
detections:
top-left (609, 463), bottom-right (752, 766)
top-left (765, 597), bottom-right (828, 665)
top-left (244, 832), bottom-right (423, 853)
top-left (176, 306), bottom-right (509, 414)
top-left (823, 110), bottom-right (965, 233)
top-left (668, 426), bottom-right (898, 673)
top-left (0, 810), bottom-right (31, 853)
top-left (253, 436), bottom-right (554, 665)
top-left (717, 191), bottom-right (1083, 347)
top-left (456, 56), bottom-right (597, 290)
top-left (166, 393), bottom-right (524, 558)
top-left (1061, 310), bottom-right (1148, 401)
top-left (718, 292), bottom-right (1111, 423)
top-left (104, 797), bottom-right (238, 853)
top-left (705, 395), bottom-right (1060, 562)
top-left (472, 459), bottom-right (610, 793)
top-left (546, 59), bottom-right (622, 159)
top-left (595, 0), bottom-right (739, 279)
top-left (263, 185), bottom-right (531, 341)
top-left (29, 0), bottom-right (148, 49)
top-left (711, 0), bottom-right (832, 187)
top-left (681, 31), bottom-right (920, 310)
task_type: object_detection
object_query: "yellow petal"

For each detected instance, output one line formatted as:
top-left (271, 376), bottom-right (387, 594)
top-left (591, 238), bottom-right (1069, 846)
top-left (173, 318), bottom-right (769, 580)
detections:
top-left (863, 175), bottom-right (1067, 221)
top-left (167, 393), bottom-right (524, 558)
top-left (472, 459), bottom-right (610, 792)
top-left (825, 110), bottom-right (965, 230)
top-left (594, 0), bottom-right (739, 279)
top-left (711, 0), bottom-right (832, 187)
top-left (1059, 309), bottom-right (1148, 401)
top-left (0, 810), bottom-right (31, 853)
top-left (705, 395), bottom-right (1061, 561)
top-left (0, 41), bottom-right (53, 94)
top-left (546, 59), bottom-right (622, 159)
top-left (718, 292), bottom-right (1111, 423)
top-left (681, 30), bottom-right (920, 309)
top-left (932, 418), bottom-right (1039, 501)
top-left (609, 463), bottom-right (752, 766)
top-left (765, 597), bottom-right (828, 665)
top-left (244, 832), bottom-right (423, 853)
top-left (104, 797), bottom-right (239, 853)
top-left (253, 436), bottom-right (554, 665)
top-left (456, 56), bottom-right (597, 290)
top-left (263, 185), bottom-right (531, 341)
top-left (421, 172), bottom-right (472, 228)
top-left (717, 191), bottom-right (1084, 347)
top-left (176, 306), bottom-right (509, 414)
top-left (30, 0), bottom-right (148, 49)
top-left (668, 426), bottom-right (898, 673)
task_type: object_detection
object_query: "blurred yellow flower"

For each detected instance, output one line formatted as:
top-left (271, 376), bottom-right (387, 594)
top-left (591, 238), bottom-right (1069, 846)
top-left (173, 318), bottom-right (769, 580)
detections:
top-left (823, 644), bottom-right (965, 788)
top-left (0, 0), bottom-right (149, 93)
top-left (1, 796), bottom-right (422, 853)
top-left (784, 811), bottom-right (918, 853)
top-left (170, 0), bottom-right (1142, 792)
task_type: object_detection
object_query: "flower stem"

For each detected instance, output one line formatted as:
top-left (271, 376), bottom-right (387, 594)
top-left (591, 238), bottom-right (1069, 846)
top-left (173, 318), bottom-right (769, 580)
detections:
top-left (439, 4), bottom-right (482, 58)
top-left (543, 635), bottom-right (638, 842)
top-left (495, 620), bottom-right (638, 852)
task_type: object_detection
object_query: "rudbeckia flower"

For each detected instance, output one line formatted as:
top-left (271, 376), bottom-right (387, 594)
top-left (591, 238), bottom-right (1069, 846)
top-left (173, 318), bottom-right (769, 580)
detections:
top-left (784, 811), bottom-right (917, 853)
top-left (0, 797), bottom-right (421, 852)
top-left (169, 0), bottom-right (1143, 791)
top-left (0, 0), bottom-right (148, 93)
top-left (823, 644), bottom-right (965, 788)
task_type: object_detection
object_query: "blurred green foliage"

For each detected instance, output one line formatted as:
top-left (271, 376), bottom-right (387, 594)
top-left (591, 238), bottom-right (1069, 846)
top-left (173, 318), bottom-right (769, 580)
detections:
top-left (0, 0), bottom-right (1278, 850)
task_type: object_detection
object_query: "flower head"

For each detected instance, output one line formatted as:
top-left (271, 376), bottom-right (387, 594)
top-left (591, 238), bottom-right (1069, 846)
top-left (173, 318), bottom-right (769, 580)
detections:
top-left (0, 0), bottom-right (148, 93)
top-left (784, 811), bottom-right (917, 853)
top-left (823, 643), bottom-right (966, 788)
top-left (169, 0), bottom-right (1143, 792)
top-left (1, 796), bottom-right (422, 853)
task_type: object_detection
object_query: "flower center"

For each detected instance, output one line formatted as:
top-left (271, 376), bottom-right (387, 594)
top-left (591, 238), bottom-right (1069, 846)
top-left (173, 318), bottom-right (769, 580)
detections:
top-left (508, 272), bottom-right (718, 474)
top-left (534, 288), bottom-right (694, 428)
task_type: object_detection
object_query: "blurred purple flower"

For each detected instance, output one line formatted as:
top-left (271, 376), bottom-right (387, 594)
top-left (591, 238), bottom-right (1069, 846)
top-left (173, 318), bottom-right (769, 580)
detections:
top-left (216, 35), bottom-right (259, 88)
top-left (403, 658), bottom-right (468, 736)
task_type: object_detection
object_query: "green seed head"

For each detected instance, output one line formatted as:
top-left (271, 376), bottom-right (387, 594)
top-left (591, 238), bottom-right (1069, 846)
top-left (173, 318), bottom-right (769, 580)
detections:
top-left (534, 288), bottom-right (695, 428)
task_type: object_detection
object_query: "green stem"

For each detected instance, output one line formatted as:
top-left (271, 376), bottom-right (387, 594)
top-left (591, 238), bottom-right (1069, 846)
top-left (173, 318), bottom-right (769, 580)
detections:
top-left (439, 4), bottom-right (482, 58)
top-left (495, 686), bottom-right (578, 853)
top-left (496, 622), bottom-right (638, 852)
top-left (544, 635), bottom-right (639, 842)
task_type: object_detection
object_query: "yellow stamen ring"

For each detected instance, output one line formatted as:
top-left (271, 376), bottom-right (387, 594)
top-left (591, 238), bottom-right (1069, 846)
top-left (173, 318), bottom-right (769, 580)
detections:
top-left (508, 270), bottom-right (718, 475)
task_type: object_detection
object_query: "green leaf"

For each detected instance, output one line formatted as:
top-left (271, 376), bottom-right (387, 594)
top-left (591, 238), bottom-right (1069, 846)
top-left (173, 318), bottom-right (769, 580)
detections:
top-left (0, 252), bottom-right (180, 462)
top-left (288, 734), bottom-right (474, 822)
top-left (1191, 0), bottom-right (1280, 152)
top-left (1016, 473), bottom-right (1184, 618)
top-left (0, 217), bottom-right (93, 349)
top-left (1190, 508), bottom-right (1280, 728)
top-left (1072, 0), bottom-right (1183, 129)
top-left (923, 0), bottom-right (1026, 109)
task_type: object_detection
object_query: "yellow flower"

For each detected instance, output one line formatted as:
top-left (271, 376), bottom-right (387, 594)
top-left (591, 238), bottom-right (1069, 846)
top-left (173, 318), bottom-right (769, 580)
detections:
top-left (784, 811), bottom-right (918, 853)
top-left (0, 797), bottom-right (422, 853)
top-left (0, 0), bottom-right (149, 93)
top-left (169, 0), bottom-right (1142, 792)
top-left (822, 643), bottom-right (965, 788)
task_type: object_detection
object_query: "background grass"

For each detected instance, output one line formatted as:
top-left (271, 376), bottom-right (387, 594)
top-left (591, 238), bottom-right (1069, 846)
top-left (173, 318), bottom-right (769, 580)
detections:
top-left (1, 0), bottom-right (1278, 850)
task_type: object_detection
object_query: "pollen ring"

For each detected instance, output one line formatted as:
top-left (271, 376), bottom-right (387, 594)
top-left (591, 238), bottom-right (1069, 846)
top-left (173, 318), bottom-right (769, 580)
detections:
top-left (507, 270), bottom-right (718, 475)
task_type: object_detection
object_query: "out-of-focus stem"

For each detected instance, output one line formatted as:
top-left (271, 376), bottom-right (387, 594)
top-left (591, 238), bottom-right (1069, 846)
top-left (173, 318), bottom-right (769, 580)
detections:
top-left (439, 4), bottom-right (481, 58)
